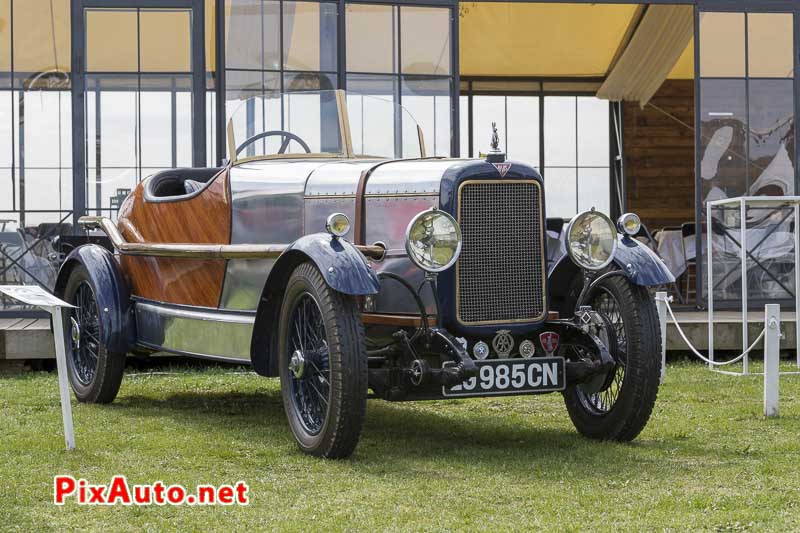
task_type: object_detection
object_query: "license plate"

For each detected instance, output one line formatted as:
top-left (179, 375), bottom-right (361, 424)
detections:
top-left (442, 357), bottom-right (565, 398)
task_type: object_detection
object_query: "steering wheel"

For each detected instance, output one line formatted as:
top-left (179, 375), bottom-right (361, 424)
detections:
top-left (235, 130), bottom-right (312, 156)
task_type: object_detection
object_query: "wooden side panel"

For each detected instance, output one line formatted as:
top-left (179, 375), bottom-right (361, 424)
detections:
top-left (623, 80), bottom-right (695, 231)
top-left (117, 170), bottom-right (231, 307)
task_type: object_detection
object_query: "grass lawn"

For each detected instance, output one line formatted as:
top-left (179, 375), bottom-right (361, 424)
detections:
top-left (1, 358), bottom-right (799, 531)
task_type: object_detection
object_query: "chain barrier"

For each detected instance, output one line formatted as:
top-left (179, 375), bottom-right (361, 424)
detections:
top-left (656, 294), bottom-right (766, 366)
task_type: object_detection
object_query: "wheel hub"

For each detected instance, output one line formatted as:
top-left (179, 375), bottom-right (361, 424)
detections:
top-left (70, 317), bottom-right (81, 349)
top-left (289, 350), bottom-right (306, 379)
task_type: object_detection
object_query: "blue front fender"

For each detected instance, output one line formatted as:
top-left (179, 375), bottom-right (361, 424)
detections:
top-left (250, 233), bottom-right (379, 376)
top-left (280, 233), bottom-right (380, 295)
top-left (612, 235), bottom-right (675, 286)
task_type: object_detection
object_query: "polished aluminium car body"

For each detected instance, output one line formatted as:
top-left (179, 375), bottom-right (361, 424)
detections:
top-left (56, 90), bottom-right (675, 457)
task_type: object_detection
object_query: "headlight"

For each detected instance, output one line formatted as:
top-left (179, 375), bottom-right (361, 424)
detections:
top-left (566, 209), bottom-right (617, 270)
top-left (325, 213), bottom-right (351, 237)
top-left (617, 212), bottom-right (641, 236)
top-left (404, 208), bottom-right (462, 273)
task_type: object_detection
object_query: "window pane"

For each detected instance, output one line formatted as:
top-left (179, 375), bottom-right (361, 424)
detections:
top-left (347, 74), bottom-right (397, 158)
top-left (140, 9), bottom-right (191, 73)
top-left (544, 97), bottom-right (576, 167)
top-left (12, 0), bottom-right (70, 78)
top-left (23, 169), bottom-right (71, 212)
top-left (401, 77), bottom-right (451, 157)
top-left (22, 90), bottom-right (72, 168)
top-left (747, 13), bottom-right (794, 79)
top-left (225, 0), bottom-right (280, 71)
top-left (86, 9), bottom-right (138, 72)
top-left (578, 167), bottom-right (609, 214)
top-left (400, 7), bottom-right (450, 76)
top-left (472, 96), bottom-right (505, 155)
top-left (225, 71), bottom-right (280, 158)
top-left (0, 169), bottom-right (12, 211)
top-left (346, 5), bottom-right (397, 74)
top-left (577, 97), bottom-right (608, 167)
top-left (0, 91), bottom-right (12, 167)
top-left (283, 91), bottom-right (341, 154)
top-left (140, 91), bottom-right (173, 167)
top-left (699, 12), bottom-right (745, 78)
top-left (748, 79), bottom-right (794, 196)
top-left (544, 167), bottom-right (576, 219)
top-left (283, 2), bottom-right (337, 72)
top-left (506, 96), bottom-right (539, 167)
top-left (283, 71), bottom-right (336, 92)
top-left (699, 79), bottom-right (748, 204)
top-left (0, 0), bottom-right (10, 74)
top-left (205, 0), bottom-right (216, 72)
top-left (459, 95), bottom-right (469, 157)
top-left (98, 91), bottom-right (139, 168)
top-left (177, 91), bottom-right (193, 167)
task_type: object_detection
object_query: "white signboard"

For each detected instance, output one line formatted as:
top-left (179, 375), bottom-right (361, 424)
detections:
top-left (0, 285), bottom-right (76, 450)
top-left (0, 285), bottom-right (74, 309)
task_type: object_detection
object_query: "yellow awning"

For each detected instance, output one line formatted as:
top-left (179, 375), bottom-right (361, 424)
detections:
top-left (459, 3), bottom-right (640, 78)
top-left (597, 5), bottom-right (694, 105)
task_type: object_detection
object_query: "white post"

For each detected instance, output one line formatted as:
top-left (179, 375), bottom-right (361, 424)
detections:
top-left (763, 303), bottom-right (780, 418)
top-left (707, 201), bottom-right (714, 368)
top-left (740, 198), bottom-right (749, 375)
top-left (49, 306), bottom-right (76, 450)
top-left (794, 203), bottom-right (800, 369)
top-left (656, 291), bottom-right (668, 383)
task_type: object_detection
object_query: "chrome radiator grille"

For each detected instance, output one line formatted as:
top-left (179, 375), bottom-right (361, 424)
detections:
top-left (456, 180), bottom-right (546, 325)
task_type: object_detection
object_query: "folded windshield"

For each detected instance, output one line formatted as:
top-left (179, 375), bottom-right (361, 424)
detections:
top-left (226, 90), bottom-right (424, 162)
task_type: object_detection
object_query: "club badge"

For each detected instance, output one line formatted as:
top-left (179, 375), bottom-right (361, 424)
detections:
top-left (539, 331), bottom-right (560, 357)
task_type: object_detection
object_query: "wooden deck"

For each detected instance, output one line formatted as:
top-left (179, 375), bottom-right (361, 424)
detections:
top-left (0, 318), bottom-right (54, 359)
top-left (0, 311), bottom-right (797, 359)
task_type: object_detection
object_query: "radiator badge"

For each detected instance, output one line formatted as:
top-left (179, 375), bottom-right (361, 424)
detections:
top-left (539, 331), bottom-right (560, 357)
top-left (492, 330), bottom-right (514, 358)
top-left (492, 162), bottom-right (511, 177)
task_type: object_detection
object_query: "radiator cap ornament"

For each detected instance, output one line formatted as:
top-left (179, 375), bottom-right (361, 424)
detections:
top-left (485, 121), bottom-right (507, 164)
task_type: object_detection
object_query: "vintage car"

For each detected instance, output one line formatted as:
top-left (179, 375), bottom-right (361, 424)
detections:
top-left (55, 90), bottom-right (674, 458)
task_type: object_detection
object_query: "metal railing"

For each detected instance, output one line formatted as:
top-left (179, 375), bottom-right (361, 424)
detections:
top-left (706, 196), bottom-right (800, 374)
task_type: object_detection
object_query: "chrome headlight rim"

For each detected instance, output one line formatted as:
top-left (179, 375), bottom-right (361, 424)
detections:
top-left (325, 212), bottom-right (351, 238)
top-left (404, 208), bottom-right (463, 273)
top-left (565, 209), bottom-right (618, 271)
top-left (616, 212), bottom-right (642, 237)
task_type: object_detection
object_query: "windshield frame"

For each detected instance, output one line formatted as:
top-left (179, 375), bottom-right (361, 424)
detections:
top-left (226, 90), bottom-right (426, 165)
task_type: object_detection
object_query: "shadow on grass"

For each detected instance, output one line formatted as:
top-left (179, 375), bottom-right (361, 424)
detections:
top-left (107, 386), bottom-right (714, 477)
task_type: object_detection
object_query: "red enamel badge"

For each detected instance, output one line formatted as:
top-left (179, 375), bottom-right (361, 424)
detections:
top-left (539, 331), bottom-right (560, 356)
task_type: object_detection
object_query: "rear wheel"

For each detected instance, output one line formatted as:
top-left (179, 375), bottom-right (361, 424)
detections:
top-left (62, 265), bottom-right (125, 403)
top-left (563, 275), bottom-right (661, 441)
top-left (278, 262), bottom-right (367, 458)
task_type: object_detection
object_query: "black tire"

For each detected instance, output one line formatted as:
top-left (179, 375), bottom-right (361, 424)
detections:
top-left (61, 265), bottom-right (126, 403)
top-left (563, 275), bottom-right (661, 441)
top-left (278, 262), bottom-right (367, 458)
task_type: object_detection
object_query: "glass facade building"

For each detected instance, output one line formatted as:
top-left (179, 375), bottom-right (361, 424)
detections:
top-left (0, 0), bottom-right (798, 315)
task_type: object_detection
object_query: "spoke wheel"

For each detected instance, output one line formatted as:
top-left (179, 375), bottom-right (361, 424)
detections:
top-left (61, 264), bottom-right (125, 404)
top-left (563, 275), bottom-right (661, 441)
top-left (278, 262), bottom-right (367, 458)
top-left (286, 292), bottom-right (331, 435)
top-left (576, 287), bottom-right (627, 415)
top-left (70, 282), bottom-right (101, 386)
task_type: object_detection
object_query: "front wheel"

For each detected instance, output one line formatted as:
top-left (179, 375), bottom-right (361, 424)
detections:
top-left (278, 262), bottom-right (368, 458)
top-left (563, 275), bottom-right (661, 441)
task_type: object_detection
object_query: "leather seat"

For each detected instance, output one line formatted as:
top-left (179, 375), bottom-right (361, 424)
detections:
top-left (145, 168), bottom-right (224, 201)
